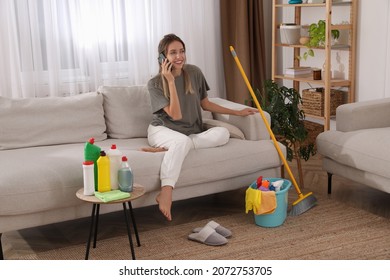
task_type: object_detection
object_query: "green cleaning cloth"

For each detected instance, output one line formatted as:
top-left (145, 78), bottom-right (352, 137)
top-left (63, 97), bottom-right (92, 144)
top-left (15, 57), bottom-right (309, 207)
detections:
top-left (94, 190), bottom-right (131, 202)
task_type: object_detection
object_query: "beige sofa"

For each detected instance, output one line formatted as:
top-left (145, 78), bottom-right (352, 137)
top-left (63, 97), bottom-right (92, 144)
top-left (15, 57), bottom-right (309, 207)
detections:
top-left (316, 98), bottom-right (390, 194)
top-left (0, 85), bottom-right (286, 259)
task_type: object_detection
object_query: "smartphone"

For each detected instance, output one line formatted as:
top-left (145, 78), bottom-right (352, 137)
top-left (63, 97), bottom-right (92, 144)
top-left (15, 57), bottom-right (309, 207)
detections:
top-left (158, 52), bottom-right (172, 71)
top-left (158, 53), bottom-right (166, 65)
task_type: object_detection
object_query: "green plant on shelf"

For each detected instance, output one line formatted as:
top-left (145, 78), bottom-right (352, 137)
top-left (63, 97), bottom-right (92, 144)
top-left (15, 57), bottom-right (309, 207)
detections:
top-left (300, 19), bottom-right (340, 60)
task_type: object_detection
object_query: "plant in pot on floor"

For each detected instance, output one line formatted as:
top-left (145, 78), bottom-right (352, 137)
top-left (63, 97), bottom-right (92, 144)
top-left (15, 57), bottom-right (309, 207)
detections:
top-left (254, 80), bottom-right (316, 187)
top-left (300, 19), bottom-right (340, 60)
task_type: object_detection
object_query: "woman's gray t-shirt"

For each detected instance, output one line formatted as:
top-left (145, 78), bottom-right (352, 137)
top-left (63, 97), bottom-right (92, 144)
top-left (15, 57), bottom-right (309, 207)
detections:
top-left (147, 64), bottom-right (209, 135)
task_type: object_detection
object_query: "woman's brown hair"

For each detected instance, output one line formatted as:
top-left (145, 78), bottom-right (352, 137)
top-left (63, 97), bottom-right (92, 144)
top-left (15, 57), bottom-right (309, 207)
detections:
top-left (158, 34), bottom-right (193, 98)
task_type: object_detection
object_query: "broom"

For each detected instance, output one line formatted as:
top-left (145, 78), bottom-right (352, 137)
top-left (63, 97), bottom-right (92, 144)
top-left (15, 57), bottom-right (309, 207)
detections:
top-left (230, 46), bottom-right (317, 216)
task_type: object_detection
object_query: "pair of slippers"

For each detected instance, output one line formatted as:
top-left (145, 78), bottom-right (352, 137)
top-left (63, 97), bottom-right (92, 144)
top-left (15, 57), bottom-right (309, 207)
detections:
top-left (188, 220), bottom-right (232, 246)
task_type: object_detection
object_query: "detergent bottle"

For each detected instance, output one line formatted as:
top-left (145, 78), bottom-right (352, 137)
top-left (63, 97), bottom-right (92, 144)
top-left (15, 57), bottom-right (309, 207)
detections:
top-left (107, 144), bottom-right (122, 190)
top-left (118, 156), bottom-right (133, 192)
top-left (97, 150), bottom-right (111, 193)
top-left (82, 161), bottom-right (95, 196)
top-left (84, 138), bottom-right (101, 191)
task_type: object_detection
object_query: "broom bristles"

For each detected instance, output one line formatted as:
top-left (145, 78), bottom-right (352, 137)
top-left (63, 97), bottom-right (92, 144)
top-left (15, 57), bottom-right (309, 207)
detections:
top-left (289, 193), bottom-right (317, 216)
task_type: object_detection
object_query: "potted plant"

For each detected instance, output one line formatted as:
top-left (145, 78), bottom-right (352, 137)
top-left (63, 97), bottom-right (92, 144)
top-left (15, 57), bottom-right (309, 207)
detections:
top-left (300, 19), bottom-right (340, 60)
top-left (254, 80), bottom-right (316, 187)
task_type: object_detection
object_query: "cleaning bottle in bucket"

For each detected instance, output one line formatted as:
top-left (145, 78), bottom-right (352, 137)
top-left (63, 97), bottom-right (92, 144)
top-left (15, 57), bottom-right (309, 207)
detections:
top-left (107, 144), bottom-right (122, 190)
top-left (84, 138), bottom-right (101, 191)
top-left (118, 156), bottom-right (133, 192)
top-left (97, 150), bottom-right (111, 193)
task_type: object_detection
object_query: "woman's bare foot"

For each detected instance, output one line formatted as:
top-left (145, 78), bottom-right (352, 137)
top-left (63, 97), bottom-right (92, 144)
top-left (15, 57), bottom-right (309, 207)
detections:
top-left (141, 147), bottom-right (167, 153)
top-left (156, 186), bottom-right (173, 221)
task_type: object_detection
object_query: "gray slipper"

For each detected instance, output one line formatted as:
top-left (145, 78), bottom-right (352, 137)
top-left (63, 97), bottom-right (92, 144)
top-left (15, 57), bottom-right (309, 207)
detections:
top-left (188, 225), bottom-right (228, 246)
top-left (192, 220), bottom-right (232, 238)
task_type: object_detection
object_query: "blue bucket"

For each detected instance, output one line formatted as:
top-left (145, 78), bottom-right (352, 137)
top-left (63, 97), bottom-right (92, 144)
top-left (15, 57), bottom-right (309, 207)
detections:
top-left (249, 178), bottom-right (291, 227)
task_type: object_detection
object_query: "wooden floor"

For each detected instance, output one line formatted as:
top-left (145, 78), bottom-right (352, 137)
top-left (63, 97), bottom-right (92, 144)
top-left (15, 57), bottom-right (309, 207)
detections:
top-left (3, 154), bottom-right (390, 259)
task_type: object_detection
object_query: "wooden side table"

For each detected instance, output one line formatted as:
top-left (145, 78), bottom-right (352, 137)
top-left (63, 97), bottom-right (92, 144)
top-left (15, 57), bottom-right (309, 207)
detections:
top-left (76, 184), bottom-right (145, 260)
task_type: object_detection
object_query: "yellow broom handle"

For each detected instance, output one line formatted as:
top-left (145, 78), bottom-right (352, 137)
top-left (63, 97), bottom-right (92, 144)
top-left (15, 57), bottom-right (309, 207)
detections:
top-left (230, 46), bottom-right (302, 196)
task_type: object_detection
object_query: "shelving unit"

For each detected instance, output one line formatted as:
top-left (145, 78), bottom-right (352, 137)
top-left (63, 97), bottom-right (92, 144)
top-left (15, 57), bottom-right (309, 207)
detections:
top-left (271, 0), bottom-right (357, 130)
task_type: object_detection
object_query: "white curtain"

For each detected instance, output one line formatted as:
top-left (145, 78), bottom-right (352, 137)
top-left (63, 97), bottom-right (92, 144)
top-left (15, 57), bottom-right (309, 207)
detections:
top-left (0, 0), bottom-right (225, 98)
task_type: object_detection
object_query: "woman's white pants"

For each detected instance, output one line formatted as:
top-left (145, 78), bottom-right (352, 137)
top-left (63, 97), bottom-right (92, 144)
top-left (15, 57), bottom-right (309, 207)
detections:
top-left (147, 124), bottom-right (230, 187)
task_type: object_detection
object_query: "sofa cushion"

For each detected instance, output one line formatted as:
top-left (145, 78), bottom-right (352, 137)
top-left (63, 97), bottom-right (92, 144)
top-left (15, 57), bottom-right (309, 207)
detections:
top-left (203, 119), bottom-right (245, 139)
top-left (0, 92), bottom-right (106, 150)
top-left (316, 128), bottom-right (390, 179)
top-left (0, 138), bottom-right (284, 216)
top-left (98, 85), bottom-right (153, 139)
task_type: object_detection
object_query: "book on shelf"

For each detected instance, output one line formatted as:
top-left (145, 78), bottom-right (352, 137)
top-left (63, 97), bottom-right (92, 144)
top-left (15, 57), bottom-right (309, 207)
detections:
top-left (285, 66), bottom-right (313, 76)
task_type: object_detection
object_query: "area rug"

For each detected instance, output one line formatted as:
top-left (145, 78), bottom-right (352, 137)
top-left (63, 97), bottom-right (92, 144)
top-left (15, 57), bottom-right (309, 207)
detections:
top-left (19, 194), bottom-right (390, 260)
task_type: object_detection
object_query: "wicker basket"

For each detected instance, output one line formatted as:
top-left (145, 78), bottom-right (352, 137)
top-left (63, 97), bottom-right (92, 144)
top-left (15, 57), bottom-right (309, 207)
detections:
top-left (302, 88), bottom-right (345, 117)
top-left (302, 120), bottom-right (324, 149)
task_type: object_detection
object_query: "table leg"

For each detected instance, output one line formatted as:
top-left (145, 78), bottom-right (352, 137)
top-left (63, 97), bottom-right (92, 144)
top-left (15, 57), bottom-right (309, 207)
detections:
top-left (122, 203), bottom-right (136, 260)
top-left (0, 233), bottom-right (4, 260)
top-left (127, 201), bottom-right (141, 247)
top-left (85, 203), bottom-right (97, 260)
top-left (93, 204), bottom-right (100, 248)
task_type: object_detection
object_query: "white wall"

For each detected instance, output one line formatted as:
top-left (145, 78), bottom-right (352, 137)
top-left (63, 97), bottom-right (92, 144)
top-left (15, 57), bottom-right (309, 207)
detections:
top-left (356, 0), bottom-right (390, 101)
top-left (273, 0), bottom-right (390, 102)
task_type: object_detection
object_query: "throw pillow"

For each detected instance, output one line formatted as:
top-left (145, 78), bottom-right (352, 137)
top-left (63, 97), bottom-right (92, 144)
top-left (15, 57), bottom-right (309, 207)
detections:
top-left (99, 85), bottom-right (153, 139)
top-left (0, 92), bottom-right (107, 150)
top-left (203, 119), bottom-right (245, 139)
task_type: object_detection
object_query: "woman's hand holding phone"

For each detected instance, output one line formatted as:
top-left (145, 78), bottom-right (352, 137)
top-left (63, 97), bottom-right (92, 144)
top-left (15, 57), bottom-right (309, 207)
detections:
top-left (163, 60), bottom-right (172, 73)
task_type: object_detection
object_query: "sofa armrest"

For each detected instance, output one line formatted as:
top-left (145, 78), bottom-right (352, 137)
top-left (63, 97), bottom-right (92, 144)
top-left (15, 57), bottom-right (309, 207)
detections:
top-left (209, 97), bottom-right (270, 141)
top-left (336, 98), bottom-right (390, 132)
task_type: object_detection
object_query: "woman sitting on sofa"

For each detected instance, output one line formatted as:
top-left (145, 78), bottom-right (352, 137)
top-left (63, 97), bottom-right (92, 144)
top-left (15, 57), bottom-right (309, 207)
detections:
top-left (145, 34), bottom-right (257, 221)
